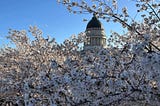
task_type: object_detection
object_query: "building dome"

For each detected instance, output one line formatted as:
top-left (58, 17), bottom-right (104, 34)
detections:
top-left (84, 14), bottom-right (107, 50)
top-left (86, 14), bottom-right (103, 29)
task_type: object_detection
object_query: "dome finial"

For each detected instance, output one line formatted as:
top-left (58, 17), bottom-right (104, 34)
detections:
top-left (93, 12), bottom-right (97, 17)
top-left (86, 12), bottom-right (104, 29)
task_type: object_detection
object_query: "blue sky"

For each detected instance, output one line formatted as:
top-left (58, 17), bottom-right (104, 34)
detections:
top-left (0, 0), bottom-right (140, 47)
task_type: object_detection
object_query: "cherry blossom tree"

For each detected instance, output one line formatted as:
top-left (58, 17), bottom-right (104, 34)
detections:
top-left (1, 26), bottom-right (160, 105)
top-left (0, 0), bottom-right (160, 106)
top-left (57, 0), bottom-right (160, 105)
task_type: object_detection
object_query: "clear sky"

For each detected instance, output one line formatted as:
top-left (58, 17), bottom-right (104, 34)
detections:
top-left (0, 0), bottom-right (140, 47)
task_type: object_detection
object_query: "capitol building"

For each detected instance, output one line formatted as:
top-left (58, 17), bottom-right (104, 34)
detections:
top-left (84, 14), bottom-right (107, 50)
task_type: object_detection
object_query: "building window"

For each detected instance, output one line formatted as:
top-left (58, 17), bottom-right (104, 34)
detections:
top-left (92, 38), bottom-right (94, 46)
top-left (98, 38), bottom-right (100, 46)
top-left (90, 38), bottom-right (93, 46)
top-left (95, 38), bottom-right (97, 45)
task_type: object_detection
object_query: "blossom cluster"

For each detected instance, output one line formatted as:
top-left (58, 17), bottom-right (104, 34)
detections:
top-left (1, 0), bottom-right (160, 105)
top-left (0, 25), bottom-right (160, 106)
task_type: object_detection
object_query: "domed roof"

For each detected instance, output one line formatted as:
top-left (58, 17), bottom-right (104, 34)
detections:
top-left (86, 14), bottom-right (103, 29)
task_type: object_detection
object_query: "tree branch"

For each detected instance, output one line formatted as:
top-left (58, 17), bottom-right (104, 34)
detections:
top-left (147, 3), bottom-right (160, 21)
